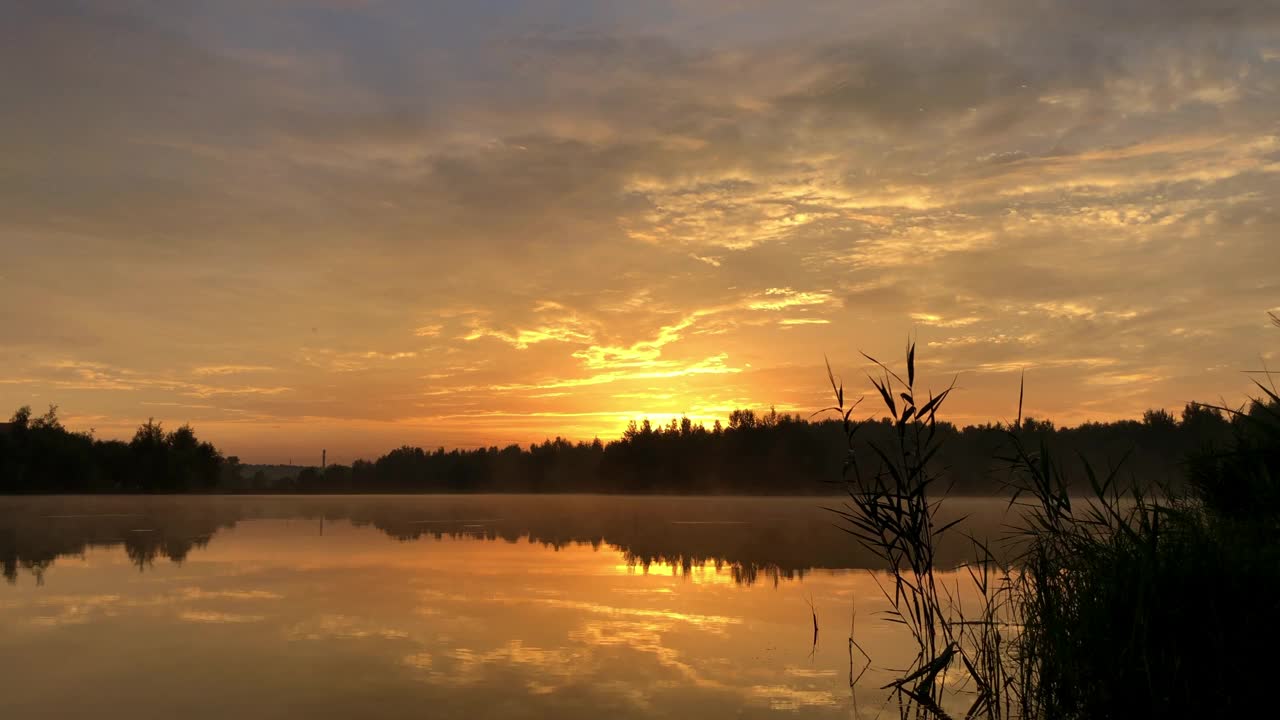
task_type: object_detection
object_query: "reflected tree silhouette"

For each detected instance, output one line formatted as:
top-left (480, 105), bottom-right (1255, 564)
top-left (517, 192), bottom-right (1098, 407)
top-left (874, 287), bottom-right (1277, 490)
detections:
top-left (0, 496), bottom-right (1015, 586)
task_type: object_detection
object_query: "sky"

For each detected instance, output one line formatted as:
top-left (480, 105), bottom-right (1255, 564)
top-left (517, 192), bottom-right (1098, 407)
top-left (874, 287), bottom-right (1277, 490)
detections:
top-left (2, 0), bottom-right (1278, 463)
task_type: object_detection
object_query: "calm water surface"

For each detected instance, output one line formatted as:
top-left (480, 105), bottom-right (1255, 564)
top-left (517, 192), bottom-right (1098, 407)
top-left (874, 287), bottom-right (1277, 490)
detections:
top-left (0, 495), bottom-right (1015, 719)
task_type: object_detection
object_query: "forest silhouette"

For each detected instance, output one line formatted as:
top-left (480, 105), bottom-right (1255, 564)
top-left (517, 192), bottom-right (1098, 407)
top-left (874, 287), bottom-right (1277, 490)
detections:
top-left (0, 401), bottom-right (1249, 496)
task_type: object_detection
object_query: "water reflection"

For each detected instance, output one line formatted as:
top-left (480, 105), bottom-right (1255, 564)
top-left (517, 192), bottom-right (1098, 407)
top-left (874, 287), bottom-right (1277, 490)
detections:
top-left (0, 496), bottom-right (1010, 718)
top-left (1, 495), bottom-right (1015, 585)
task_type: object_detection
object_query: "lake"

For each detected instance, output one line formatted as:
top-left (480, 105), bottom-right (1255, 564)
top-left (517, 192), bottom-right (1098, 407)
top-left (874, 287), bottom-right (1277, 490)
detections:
top-left (0, 495), bottom-right (1018, 718)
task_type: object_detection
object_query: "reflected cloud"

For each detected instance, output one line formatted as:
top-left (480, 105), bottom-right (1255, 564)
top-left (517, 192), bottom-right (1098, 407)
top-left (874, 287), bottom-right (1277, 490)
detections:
top-left (178, 610), bottom-right (266, 624)
top-left (287, 614), bottom-right (410, 641)
top-left (523, 598), bottom-right (742, 633)
top-left (570, 619), bottom-right (726, 691)
top-left (177, 588), bottom-right (284, 601)
top-left (748, 685), bottom-right (841, 711)
top-left (26, 594), bottom-right (122, 628)
top-left (0, 496), bottom-right (1006, 718)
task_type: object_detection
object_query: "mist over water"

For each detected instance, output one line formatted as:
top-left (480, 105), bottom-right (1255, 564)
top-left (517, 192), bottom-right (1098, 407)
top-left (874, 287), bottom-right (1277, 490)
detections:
top-left (0, 495), bottom-right (1014, 718)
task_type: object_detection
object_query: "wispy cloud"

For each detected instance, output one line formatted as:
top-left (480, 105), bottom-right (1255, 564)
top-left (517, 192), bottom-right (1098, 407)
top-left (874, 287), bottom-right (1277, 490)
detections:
top-left (494, 353), bottom-right (742, 392)
top-left (192, 365), bottom-right (275, 376)
top-left (746, 288), bottom-right (837, 312)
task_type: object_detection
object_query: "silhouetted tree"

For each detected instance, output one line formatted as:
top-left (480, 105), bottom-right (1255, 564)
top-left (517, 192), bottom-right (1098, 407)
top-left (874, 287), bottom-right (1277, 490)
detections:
top-left (0, 410), bottom-right (224, 493)
top-left (0, 400), bottom-right (1261, 496)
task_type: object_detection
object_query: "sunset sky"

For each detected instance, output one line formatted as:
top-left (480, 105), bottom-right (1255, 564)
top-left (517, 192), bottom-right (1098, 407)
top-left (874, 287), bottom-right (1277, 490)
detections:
top-left (3, 1), bottom-right (1278, 463)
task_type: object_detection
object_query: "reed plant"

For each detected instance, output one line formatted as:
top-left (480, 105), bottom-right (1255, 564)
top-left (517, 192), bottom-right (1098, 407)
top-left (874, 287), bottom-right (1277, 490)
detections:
top-left (826, 343), bottom-right (1017, 717)
top-left (827, 333), bottom-right (1280, 719)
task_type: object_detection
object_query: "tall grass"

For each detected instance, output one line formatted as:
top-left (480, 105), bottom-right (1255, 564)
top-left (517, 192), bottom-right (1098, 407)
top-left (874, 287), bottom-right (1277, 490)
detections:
top-left (826, 344), bottom-right (1016, 717)
top-left (827, 335), bottom-right (1280, 719)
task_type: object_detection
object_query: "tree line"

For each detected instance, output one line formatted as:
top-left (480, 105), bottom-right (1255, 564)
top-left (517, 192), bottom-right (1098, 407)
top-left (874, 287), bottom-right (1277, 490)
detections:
top-left (0, 401), bottom-right (1253, 495)
top-left (0, 406), bottom-right (232, 493)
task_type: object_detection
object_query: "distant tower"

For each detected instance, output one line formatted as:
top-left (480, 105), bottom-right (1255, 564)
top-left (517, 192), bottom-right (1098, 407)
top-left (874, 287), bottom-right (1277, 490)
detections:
top-left (322, 449), bottom-right (327, 471)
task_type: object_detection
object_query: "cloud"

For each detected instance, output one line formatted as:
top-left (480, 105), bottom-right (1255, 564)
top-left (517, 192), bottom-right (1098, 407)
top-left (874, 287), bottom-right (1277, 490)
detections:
top-left (493, 354), bottom-right (743, 392)
top-left (911, 314), bottom-right (980, 328)
top-left (572, 315), bottom-right (700, 370)
top-left (465, 324), bottom-right (594, 350)
top-left (192, 365), bottom-right (276, 376)
top-left (745, 288), bottom-right (837, 312)
top-left (2, 0), bottom-right (1278, 457)
top-left (3, 360), bottom-right (293, 398)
